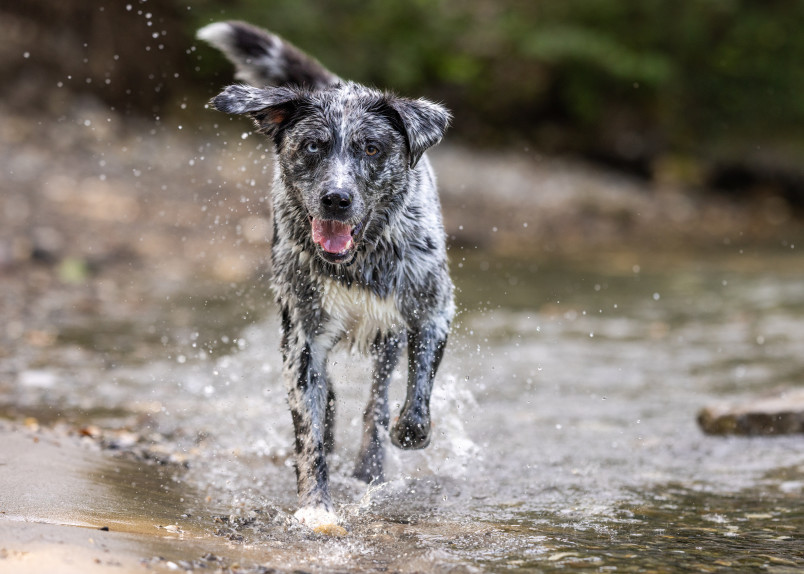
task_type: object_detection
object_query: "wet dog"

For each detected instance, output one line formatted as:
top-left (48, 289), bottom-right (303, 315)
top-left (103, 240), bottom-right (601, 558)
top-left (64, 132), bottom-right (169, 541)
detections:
top-left (198, 21), bottom-right (454, 528)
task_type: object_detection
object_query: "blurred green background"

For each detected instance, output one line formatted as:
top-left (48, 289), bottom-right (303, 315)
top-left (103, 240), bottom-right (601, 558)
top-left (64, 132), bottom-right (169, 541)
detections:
top-left (3, 0), bottom-right (804, 205)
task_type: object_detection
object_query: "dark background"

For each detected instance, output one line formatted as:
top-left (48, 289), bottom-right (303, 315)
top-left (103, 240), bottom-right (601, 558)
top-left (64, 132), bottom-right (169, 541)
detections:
top-left (3, 0), bottom-right (804, 208)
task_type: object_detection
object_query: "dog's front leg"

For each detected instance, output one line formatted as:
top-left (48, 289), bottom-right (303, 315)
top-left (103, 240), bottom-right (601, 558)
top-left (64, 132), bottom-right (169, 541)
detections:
top-left (282, 324), bottom-right (337, 527)
top-left (391, 322), bottom-right (448, 450)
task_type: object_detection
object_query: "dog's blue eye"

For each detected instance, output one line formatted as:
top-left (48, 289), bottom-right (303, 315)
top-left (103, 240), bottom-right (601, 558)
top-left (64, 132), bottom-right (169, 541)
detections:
top-left (305, 141), bottom-right (320, 153)
top-left (365, 144), bottom-right (379, 157)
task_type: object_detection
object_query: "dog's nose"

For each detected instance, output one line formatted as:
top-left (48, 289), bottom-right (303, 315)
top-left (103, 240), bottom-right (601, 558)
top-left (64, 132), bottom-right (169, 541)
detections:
top-left (321, 189), bottom-right (352, 216)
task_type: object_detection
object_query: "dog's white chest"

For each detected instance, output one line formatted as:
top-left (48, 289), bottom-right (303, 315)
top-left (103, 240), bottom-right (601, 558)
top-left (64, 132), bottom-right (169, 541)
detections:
top-left (319, 278), bottom-right (405, 352)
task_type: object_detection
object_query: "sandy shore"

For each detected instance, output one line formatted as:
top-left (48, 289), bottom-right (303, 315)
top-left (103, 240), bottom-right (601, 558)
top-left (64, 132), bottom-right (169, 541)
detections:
top-left (0, 423), bottom-right (198, 573)
top-left (0, 421), bottom-right (299, 573)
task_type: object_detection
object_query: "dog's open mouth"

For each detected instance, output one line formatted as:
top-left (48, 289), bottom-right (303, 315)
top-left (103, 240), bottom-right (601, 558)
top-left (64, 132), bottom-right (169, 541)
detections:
top-left (311, 218), bottom-right (363, 263)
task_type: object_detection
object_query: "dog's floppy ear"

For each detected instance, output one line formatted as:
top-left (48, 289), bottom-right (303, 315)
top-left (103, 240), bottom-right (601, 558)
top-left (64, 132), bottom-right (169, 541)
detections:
top-left (210, 84), bottom-right (306, 138)
top-left (385, 97), bottom-right (451, 169)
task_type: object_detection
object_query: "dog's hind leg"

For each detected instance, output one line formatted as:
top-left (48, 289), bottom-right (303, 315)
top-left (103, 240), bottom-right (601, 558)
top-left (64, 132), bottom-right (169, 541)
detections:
top-left (391, 322), bottom-right (448, 450)
top-left (354, 334), bottom-right (402, 483)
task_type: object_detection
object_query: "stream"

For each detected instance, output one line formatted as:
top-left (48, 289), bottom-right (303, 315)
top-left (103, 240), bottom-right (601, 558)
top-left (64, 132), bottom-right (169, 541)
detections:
top-left (2, 247), bottom-right (803, 572)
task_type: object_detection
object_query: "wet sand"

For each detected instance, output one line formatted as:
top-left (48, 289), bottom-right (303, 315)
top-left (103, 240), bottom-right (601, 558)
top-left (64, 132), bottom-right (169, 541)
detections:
top-left (0, 423), bottom-right (203, 573)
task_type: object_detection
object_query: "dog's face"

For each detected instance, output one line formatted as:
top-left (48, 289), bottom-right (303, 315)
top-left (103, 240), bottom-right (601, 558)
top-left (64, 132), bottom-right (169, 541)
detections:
top-left (212, 82), bottom-right (450, 264)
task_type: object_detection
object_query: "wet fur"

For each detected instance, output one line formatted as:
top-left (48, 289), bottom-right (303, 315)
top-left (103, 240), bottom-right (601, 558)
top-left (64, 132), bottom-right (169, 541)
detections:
top-left (198, 21), bottom-right (453, 523)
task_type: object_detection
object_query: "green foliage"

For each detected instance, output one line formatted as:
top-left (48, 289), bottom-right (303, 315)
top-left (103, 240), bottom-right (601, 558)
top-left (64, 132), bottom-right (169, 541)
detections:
top-left (189, 0), bottom-right (804, 161)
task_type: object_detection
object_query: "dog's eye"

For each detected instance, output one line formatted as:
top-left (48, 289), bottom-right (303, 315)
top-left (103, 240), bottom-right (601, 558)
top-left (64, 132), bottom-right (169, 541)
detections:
top-left (305, 141), bottom-right (321, 154)
top-left (364, 144), bottom-right (379, 157)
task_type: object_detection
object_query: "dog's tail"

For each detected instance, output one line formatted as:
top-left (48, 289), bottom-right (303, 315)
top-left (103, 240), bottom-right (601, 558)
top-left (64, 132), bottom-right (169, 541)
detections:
top-left (196, 21), bottom-right (340, 89)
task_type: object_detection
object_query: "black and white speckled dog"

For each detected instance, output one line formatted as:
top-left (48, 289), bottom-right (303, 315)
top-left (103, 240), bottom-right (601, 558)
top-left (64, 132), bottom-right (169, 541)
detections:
top-left (197, 21), bottom-right (453, 528)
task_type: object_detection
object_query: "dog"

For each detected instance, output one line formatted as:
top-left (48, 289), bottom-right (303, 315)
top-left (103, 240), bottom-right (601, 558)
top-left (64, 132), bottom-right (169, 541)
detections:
top-left (197, 20), bottom-right (453, 529)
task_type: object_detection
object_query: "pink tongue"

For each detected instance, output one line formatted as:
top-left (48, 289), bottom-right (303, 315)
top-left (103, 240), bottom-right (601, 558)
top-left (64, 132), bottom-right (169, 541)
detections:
top-left (311, 218), bottom-right (354, 254)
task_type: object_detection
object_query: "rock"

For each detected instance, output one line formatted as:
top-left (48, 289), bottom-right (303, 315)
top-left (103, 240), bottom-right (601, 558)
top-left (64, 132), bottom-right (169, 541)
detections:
top-left (698, 388), bottom-right (804, 436)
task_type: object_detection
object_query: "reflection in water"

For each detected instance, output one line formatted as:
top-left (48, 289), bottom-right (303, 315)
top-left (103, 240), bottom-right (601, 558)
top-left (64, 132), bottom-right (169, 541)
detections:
top-left (2, 249), bottom-right (803, 571)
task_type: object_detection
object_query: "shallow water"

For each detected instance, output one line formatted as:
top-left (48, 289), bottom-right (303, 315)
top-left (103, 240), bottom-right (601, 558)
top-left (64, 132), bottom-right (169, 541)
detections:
top-left (3, 248), bottom-right (804, 572)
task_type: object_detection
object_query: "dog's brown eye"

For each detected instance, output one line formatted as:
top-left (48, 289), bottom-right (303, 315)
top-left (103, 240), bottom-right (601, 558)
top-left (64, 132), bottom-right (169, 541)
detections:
top-left (365, 144), bottom-right (379, 156)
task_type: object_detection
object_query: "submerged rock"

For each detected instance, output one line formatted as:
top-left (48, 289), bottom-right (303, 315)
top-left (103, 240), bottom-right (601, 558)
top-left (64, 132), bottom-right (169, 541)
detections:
top-left (698, 388), bottom-right (804, 436)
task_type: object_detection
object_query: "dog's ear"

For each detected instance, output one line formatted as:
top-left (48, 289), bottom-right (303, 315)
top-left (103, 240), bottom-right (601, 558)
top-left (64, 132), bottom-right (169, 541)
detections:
top-left (385, 97), bottom-right (451, 169)
top-left (210, 84), bottom-right (306, 138)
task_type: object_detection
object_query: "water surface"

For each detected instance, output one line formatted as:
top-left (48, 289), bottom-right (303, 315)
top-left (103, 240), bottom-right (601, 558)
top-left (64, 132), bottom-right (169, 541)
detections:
top-left (2, 248), bottom-right (803, 572)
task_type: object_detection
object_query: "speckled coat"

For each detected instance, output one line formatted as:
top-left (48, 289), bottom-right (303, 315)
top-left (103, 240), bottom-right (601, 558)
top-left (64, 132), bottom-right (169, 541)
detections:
top-left (198, 21), bottom-right (453, 527)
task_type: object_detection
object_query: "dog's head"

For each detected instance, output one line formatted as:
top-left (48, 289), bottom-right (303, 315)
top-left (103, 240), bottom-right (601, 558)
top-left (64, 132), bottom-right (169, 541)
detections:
top-left (210, 82), bottom-right (450, 265)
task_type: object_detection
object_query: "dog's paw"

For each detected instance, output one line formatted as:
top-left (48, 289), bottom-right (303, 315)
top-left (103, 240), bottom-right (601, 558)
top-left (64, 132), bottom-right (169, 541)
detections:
top-left (293, 507), bottom-right (346, 536)
top-left (390, 410), bottom-right (431, 450)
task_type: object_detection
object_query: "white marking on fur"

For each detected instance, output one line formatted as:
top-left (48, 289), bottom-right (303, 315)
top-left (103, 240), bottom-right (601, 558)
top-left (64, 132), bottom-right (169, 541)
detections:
top-left (195, 22), bottom-right (233, 46)
top-left (332, 159), bottom-right (350, 189)
top-left (320, 278), bottom-right (405, 353)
